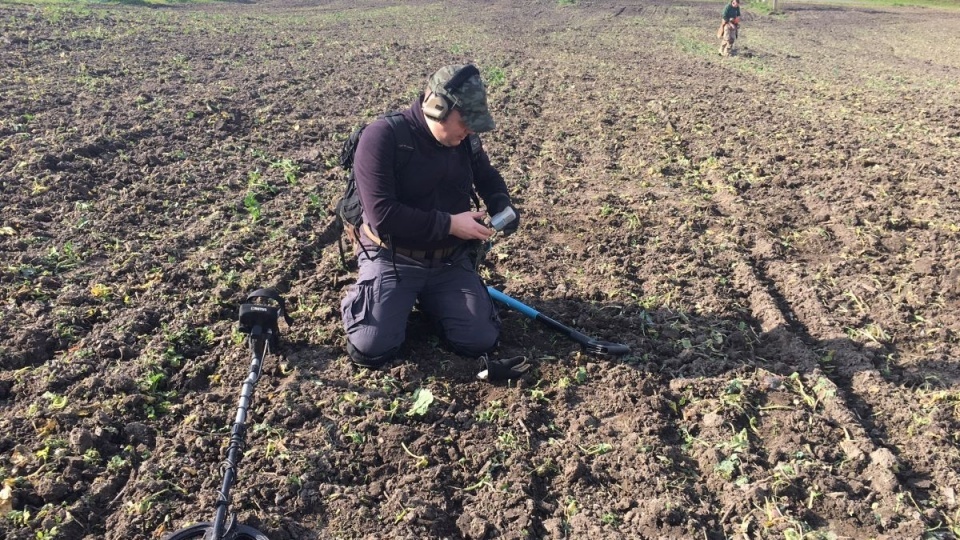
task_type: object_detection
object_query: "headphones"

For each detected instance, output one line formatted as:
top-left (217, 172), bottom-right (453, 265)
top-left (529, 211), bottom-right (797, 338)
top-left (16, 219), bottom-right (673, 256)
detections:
top-left (423, 64), bottom-right (481, 122)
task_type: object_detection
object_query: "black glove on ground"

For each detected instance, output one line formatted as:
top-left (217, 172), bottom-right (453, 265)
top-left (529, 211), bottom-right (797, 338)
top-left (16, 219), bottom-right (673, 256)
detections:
top-left (486, 193), bottom-right (520, 236)
top-left (477, 355), bottom-right (532, 381)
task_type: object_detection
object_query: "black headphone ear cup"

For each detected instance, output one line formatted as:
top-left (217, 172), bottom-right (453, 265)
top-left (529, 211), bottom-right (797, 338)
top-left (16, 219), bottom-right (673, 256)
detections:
top-left (423, 91), bottom-right (451, 121)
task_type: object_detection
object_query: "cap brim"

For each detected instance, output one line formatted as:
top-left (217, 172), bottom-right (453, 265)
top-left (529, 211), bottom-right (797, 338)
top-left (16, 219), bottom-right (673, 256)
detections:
top-left (450, 73), bottom-right (496, 132)
top-left (461, 107), bottom-right (496, 132)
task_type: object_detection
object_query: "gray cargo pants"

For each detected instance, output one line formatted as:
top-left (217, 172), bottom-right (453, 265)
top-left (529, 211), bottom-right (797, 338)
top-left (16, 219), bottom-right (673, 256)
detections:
top-left (341, 248), bottom-right (501, 367)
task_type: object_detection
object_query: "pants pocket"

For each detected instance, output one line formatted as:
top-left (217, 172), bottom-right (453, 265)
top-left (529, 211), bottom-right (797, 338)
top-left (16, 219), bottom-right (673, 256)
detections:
top-left (341, 275), bottom-right (377, 332)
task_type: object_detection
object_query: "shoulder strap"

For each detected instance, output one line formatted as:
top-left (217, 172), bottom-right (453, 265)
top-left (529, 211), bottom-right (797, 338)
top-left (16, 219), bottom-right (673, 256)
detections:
top-left (465, 134), bottom-right (483, 210)
top-left (383, 112), bottom-right (414, 171)
top-left (468, 133), bottom-right (482, 162)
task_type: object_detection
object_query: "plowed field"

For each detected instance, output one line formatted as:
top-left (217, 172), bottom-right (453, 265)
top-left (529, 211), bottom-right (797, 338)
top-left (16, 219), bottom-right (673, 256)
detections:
top-left (2, 0), bottom-right (959, 538)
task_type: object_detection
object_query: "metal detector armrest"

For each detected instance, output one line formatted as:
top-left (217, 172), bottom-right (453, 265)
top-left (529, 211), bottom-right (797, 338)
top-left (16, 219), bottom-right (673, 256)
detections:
top-left (237, 287), bottom-right (292, 340)
top-left (238, 303), bottom-right (280, 336)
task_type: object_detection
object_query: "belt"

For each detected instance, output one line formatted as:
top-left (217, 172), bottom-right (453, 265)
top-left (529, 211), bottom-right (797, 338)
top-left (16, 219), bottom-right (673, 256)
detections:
top-left (362, 223), bottom-right (459, 261)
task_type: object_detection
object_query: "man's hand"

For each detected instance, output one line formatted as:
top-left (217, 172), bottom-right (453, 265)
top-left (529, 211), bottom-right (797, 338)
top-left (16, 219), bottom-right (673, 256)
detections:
top-left (449, 211), bottom-right (493, 241)
top-left (486, 193), bottom-right (520, 236)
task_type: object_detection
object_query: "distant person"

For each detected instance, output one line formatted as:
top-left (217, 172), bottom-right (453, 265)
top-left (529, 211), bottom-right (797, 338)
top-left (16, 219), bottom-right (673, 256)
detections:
top-left (718, 0), bottom-right (741, 56)
top-left (339, 63), bottom-right (529, 381)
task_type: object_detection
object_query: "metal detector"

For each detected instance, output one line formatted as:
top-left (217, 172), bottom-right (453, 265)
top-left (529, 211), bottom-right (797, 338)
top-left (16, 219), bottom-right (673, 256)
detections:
top-left (164, 288), bottom-right (291, 540)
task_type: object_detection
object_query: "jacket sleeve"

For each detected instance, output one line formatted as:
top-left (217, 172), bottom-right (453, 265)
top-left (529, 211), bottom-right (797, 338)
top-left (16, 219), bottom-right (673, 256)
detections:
top-left (353, 120), bottom-right (451, 241)
top-left (470, 138), bottom-right (512, 209)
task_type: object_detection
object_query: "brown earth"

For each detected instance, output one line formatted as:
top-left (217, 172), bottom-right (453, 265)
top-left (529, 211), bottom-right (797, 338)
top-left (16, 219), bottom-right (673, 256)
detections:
top-left (1, 0), bottom-right (960, 538)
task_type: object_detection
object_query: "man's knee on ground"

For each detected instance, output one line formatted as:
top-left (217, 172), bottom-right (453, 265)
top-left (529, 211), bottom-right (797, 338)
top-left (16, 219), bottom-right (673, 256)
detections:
top-left (346, 340), bottom-right (398, 369)
top-left (446, 328), bottom-right (499, 358)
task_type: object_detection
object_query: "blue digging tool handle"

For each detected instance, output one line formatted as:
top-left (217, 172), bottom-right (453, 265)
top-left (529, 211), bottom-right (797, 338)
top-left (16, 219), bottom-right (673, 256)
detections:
top-left (486, 286), bottom-right (631, 357)
top-left (487, 286), bottom-right (540, 319)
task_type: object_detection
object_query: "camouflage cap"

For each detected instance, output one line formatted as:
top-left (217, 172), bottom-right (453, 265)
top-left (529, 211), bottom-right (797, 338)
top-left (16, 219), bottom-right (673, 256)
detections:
top-left (428, 64), bottom-right (496, 132)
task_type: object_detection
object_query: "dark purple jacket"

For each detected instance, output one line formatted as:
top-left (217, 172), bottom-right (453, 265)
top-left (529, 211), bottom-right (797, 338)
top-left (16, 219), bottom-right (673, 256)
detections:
top-left (354, 95), bottom-right (509, 251)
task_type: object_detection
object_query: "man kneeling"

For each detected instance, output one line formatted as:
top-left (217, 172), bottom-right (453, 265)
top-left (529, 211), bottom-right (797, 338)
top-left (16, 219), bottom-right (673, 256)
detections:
top-left (339, 64), bottom-right (526, 380)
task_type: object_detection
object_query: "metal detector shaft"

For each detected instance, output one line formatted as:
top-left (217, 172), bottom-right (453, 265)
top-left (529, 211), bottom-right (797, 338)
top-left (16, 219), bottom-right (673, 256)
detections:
top-left (487, 287), bottom-right (630, 357)
top-left (166, 288), bottom-right (286, 540)
top-left (210, 331), bottom-right (269, 540)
